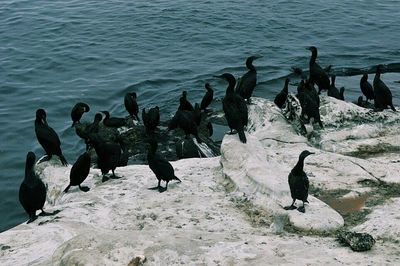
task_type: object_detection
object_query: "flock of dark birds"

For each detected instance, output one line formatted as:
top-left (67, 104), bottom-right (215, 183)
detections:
top-left (19, 46), bottom-right (398, 224)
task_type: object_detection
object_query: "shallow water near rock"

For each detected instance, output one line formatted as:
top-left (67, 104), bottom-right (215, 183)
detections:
top-left (1, 1), bottom-right (400, 232)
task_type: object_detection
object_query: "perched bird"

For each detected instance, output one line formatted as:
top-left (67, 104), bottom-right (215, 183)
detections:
top-left (71, 102), bottom-right (90, 127)
top-left (360, 74), bottom-right (374, 103)
top-left (64, 152), bottom-right (91, 193)
top-left (296, 82), bottom-right (323, 128)
top-left (307, 46), bottom-right (330, 94)
top-left (178, 91), bottom-right (194, 112)
top-left (274, 78), bottom-right (290, 108)
top-left (236, 55), bottom-right (262, 104)
top-left (35, 109), bottom-right (68, 165)
top-left (215, 73), bottom-right (248, 143)
top-left (328, 75), bottom-right (341, 100)
top-left (75, 113), bottom-right (102, 150)
top-left (142, 106), bottom-right (160, 133)
top-left (90, 136), bottom-right (122, 182)
top-left (147, 139), bottom-right (181, 192)
top-left (124, 92), bottom-right (140, 121)
top-left (284, 150), bottom-right (314, 213)
top-left (19, 152), bottom-right (48, 223)
top-left (200, 83), bottom-right (214, 111)
top-left (102, 111), bottom-right (127, 128)
top-left (373, 65), bottom-right (396, 111)
top-left (168, 110), bottom-right (202, 143)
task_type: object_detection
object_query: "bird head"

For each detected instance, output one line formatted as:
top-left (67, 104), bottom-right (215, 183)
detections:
top-left (101, 111), bottom-right (110, 118)
top-left (299, 150), bottom-right (314, 160)
top-left (94, 113), bottom-right (103, 122)
top-left (26, 151), bottom-right (36, 169)
top-left (307, 46), bottom-right (317, 53)
top-left (36, 108), bottom-right (47, 124)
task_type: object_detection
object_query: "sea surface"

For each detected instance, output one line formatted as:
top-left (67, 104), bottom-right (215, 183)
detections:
top-left (1, 0), bottom-right (399, 232)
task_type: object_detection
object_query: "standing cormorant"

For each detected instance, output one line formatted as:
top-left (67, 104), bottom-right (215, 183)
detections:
top-left (64, 152), bottom-right (91, 193)
top-left (124, 92), bottom-right (140, 121)
top-left (168, 110), bottom-right (202, 143)
top-left (274, 78), bottom-right (290, 108)
top-left (35, 109), bottom-right (68, 166)
top-left (75, 113), bottom-right (102, 151)
top-left (90, 136), bottom-right (122, 182)
top-left (328, 75), bottom-right (341, 100)
top-left (215, 73), bottom-right (248, 143)
top-left (178, 91), bottom-right (194, 112)
top-left (102, 111), bottom-right (128, 128)
top-left (296, 82), bottom-right (323, 128)
top-left (236, 55), bottom-right (262, 104)
top-left (71, 102), bottom-right (90, 127)
top-left (373, 65), bottom-right (396, 111)
top-left (19, 152), bottom-right (48, 223)
top-left (200, 83), bottom-right (214, 111)
top-left (360, 74), bottom-right (374, 103)
top-left (142, 106), bottom-right (160, 133)
top-left (307, 46), bottom-right (330, 94)
top-left (284, 150), bottom-right (314, 213)
top-left (147, 139), bottom-right (181, 192)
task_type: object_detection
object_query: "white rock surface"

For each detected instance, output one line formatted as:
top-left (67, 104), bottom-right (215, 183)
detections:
top-left (1, 96), bottom-right (400, 265)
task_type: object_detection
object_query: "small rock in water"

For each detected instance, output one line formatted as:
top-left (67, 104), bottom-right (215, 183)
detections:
top-left (337, 231), bottom-right (375, 252)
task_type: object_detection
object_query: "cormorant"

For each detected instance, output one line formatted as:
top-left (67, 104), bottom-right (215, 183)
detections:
top-left (71, 102), bottom-right (90, 127)
top-left (64, 152), bottom-right (91, 193)
top-left (274, 78), bottom-right (290, 108)
top-left (75, 113), bottom-right (102, 149)
top-left (102, 111), bottom-right (128, 128)
top-left (360, 74), bottom-right (374, 103)
top-left (236, 55), bottom-right (262, 104)
top-left (168, 110), bottom-right (202, 143)
top-left (284, 150), bottom-right (314, 213)
top-left (307, 46), bottom-right (330, 94)
top-left (373, 65), bottom-right (396, 111)
top-left (35, 109), bottom-right (68, 165)
top-left (296, 82), bottom-right (323, 128)
top-left (178, 91), bottom-right (194, 112)
top-left (328, 75), bottom-right (341, 100)
top-left (90, 136), bottom-right (122, 182)
top-left (200, 83), bottom-right (214, 111)
top-left (215, 73), bottom-right (248, 143)
top-left (147, 139), bottom-right (181, 192)
top-left (124, 92), bottom-right (140, 121)
top-left (19, 152), bottom-right (47, 223)
top-left (142, 106), bottom-right (160, 133)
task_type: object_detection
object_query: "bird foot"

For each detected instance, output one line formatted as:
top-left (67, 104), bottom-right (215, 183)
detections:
top-left (110, 175), bottom-right (122, 179)
top-left (297, 206), bottom-right (306, 213)
top-left (148, 186), bottom-right (162, 190)
top-left (158, 186), bottom-right (167, 193)
top-left (79, 186), bottom-right (90, 192)
top-left (27, 215), bottom-right (38, 224)
top-left (283, 205), bottom-right (297, 210)
top-left (227, 130), bottom-right (237, 135)
top-left (39, 210), bottom-right (60, 216)
top-left (102, 176), bottom-right (110, 182)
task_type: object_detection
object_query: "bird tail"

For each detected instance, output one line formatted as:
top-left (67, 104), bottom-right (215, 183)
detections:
top-left (174, 176), bottom-right (182, 182)
top-left (64, 185), bottom-right (71, 193)
top-left (59, 154), bottom-right (68, 166)
top-left (390, 105), bottom-right (396, 112)
top-left (238, 130), bottom-right (247, 143)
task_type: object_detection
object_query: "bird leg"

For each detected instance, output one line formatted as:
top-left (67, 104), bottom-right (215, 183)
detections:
top-left (149, 179), bottom-right (163, 190)
top-left (159, 181), bottom-right (168, 193)
top-left (284, 199), bottom-right (297, 210)
top-left (79, 185), bottom-right (90, 192)
top-left (102, 175), bottom-right (110, 182)
top-left (27, 213), bottom-right (38, 224)
top-left (110, 170), bottom-right (121, 179)
top-left (297, 202), bottom-right (306, 213)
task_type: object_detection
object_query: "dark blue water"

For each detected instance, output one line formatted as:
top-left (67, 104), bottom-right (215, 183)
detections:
top-left (1, 0), bottom-right (399, 232)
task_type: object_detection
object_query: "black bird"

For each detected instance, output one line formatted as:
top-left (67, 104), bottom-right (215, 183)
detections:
top-left (373, 65), bottom-right (396, 111)
top-left (360, 74), bottom-right (374, 103)
top-left (339, 87), bottom-right (345, 101)
top-left (200, 83), bottom-right (214, 111)
top-left (102, 111), bottom-right (128, 128)
top-left (307, 46), bottom-right (330, 94)
top-left (75, 113), bottom-right (103, 150)
top-left (296, 81), bottom-right (323, 128)
top-left (124, 92), bottom-right (140, 121)
top-left (178, 91), bottom-right (194, 112)
top-left (236, 55), bottom-right (262, 104)
top-left (35, 109), bottom-right (68, 166)
top-left (19, 152), bottom-right (48, 223)
top-left (328, 75), bottom-right (341, 100)
top-left (215, 73), bottom-right (248, 143)
top-left (168, 110), bottom-right (202, 143)
top-left (274, 78), bottom-right (290, 108)
top-left (71, 102), bottom-right (90, 128)
top-left (90, 136), bottom-right (122, 182)
top-left (284, 150), bottom-right (314, 213)
top-left (147, 139), bottom-right (181, 192)
top-left (142, 106), bottom-right (160, 133)
top-left (64, 152), bottom-right (91, 193)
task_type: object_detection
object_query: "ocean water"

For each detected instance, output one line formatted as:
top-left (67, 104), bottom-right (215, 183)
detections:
top-left (1, 0), bottom-right (399, 232)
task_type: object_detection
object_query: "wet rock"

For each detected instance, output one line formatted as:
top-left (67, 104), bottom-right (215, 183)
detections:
top-left (337, 231), bottom-right (375, 252)
top-left (127, 255), bottom-right (146, 266)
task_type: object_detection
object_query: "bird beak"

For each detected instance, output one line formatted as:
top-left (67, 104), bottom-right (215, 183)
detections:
top-left (306, 47), bottom-right (312, 51)
top-left (213, 75), bottom-right (222, 79)
top-left (309, 152), bottom-right (315, 155)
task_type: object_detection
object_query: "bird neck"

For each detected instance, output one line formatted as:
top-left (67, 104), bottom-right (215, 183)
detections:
top-left (293, 157), bottom-right (305, 173)
top-left (24, 164), bottom-right (35, 182)
top-left (225, 79), bottom-right (236, 94)
top-left (309, 50), bottom-right (317, 65)
top-left (283, 81), bottom-right (289, 93)
top-left (246, 60), bottom-right (256, 71)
